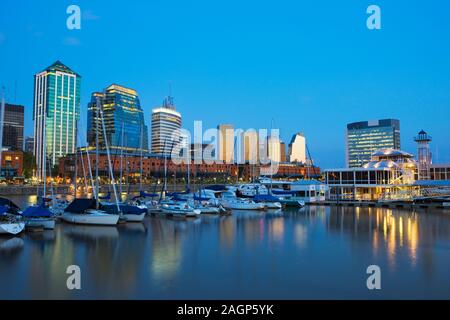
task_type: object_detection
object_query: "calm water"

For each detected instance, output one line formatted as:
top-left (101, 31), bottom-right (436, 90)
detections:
top-left (1, 195), bottom-right (450, 299)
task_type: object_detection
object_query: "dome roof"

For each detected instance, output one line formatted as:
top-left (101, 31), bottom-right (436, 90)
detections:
top-left (363, 160), bottom-right (399, 169)
top-left (372, 148), bottom-right (413, 158)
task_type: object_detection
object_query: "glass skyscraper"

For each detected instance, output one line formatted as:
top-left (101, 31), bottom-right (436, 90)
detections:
top-left (33, 61), bottom-right (81, 178)
top-left (151, 96), bottom-right (182, 156)
top-left (2, 103), bottom-right (24, 151)
top-left (87, 84), bottom-right (149, 153)
top-left (346, 119), bottom-right (401, 168)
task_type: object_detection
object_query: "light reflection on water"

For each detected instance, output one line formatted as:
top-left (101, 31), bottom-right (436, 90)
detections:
top-left (1, 197), bottom-right (450, 299)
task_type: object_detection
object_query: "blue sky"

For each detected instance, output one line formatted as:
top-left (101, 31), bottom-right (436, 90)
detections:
top-left (0, 0), bottom-right (449, 168)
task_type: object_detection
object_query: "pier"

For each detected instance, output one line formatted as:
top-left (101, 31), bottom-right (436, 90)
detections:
top-left (315, 200), bottom-right (450, 210)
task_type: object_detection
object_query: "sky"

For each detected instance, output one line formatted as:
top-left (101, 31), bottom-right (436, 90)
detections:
top-left (0, 0), bottom-right (449, 168)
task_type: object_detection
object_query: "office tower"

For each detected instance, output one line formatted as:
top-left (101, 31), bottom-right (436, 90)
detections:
top-left (151, 96), bottom-right (182, 156)
top-left (346, 119), bottom-right (401, 168)
top-left (33, 61), bottom-right (81, 179)
top-left (24, 136), bottom-right (34, 153)
top-left (280, 141), bottom-right (287, 162)
top-left (87, 84), bottom-right (148, 153)
top-left (288, 133), bottom-right (306, 163)
top-left (217, 124), bottom-right (234, 164)
top-left (414, 129), bottom-right (432, 180)
top-left (242, 130), bottom-right (259, 164)
top-left (1, 103), bottom-right (24, 151)
top-left (267, 135), bottom-right (281, 163)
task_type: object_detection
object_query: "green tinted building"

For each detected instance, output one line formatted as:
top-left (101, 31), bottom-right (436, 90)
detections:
top-left (33, 61), bottom-right (81, 178)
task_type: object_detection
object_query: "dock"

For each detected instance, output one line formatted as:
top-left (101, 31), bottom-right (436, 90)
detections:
top-left (313, 200), bottom-right (450, 210)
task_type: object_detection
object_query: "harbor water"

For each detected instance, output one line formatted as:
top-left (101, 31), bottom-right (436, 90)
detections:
top-left (1, 195), bottom-right (450, 299)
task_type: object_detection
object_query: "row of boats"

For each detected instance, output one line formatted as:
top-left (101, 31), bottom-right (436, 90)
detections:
top-left (0, 183), bottom-right (305, 235)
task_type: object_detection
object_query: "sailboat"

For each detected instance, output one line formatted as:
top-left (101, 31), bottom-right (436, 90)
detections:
top-left (62, 97), bottom-right (119, 226)
top-left (61, 198), bottom-right (119, 225)
top-left (21, 202), bottom-right (56, 230)
top-left (0, 206), bottom-right (25, 235)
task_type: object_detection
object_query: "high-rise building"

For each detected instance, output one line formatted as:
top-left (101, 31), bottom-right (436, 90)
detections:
top-left (288, 133), bottom-right (306, 163)
top-left (151, 96), bottom-right (182, 156)
top-left (242, 130), bottom-right (259, 164)
top-left (267, 135), bottom-right (281, 163)
top-left (346, 119), bottom-right (401, 168)
top-left (24, 136), bottom-right (34, 153)
top-left (33, 61), bottom-right (81, 178)
top-left (280, 141), bottom-right (287, 163)
top-left (87, 84), bottom-right (148, 153)
top-left (1, 103), bottom-right (24, 151)
top-left (217, 124), bottom-right (234, 164)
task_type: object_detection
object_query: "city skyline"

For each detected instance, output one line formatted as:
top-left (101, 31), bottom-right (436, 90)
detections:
top-left (1, 1), bottom-right (450, 168)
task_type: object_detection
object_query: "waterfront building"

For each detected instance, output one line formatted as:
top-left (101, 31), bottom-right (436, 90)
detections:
top-left (414, 130), bottom-right (432, 180)
top-left (87, 84), bottom-right (149, 153)
top-left (288, 133), bottom-right (306, 163)
top-left (151, 96), bottom-right (182, 156)
top-left (58, 153), bottom-right (320, 182)
top-left (218, 124), bottom-right (234, 164)
top-left (430, 164), bottom-right (450, 181)
top-left (325, 148), bottom-right (417, 201)
top-left (24, 136), bottom-right (34, 153)
top-left (2, 103), bottom-right (24, 151)
top-left (346, 119), bottom-right (401, 168)
top-left (280, 141), bottom-right (287, 162)
top-left (0, 150), bottom-right (23, 179)
top-left (33, 61), bottom-right (81, 179)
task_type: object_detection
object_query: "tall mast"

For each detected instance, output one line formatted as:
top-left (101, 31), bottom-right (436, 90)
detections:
top-left (120, 122), bottom-right (124, 196)
top-left (0, 87), bottom-right (5, 178)
top-left (95, 96), bottom-right (100, 208)
top-left (42, 102), bottom-right (47, 198)
top-left (140, 123), bottom-right (143, 191)
top-left (164, 139), bottom-right (168, 193)
top-left (99, 95), bottom-right (121, 214)
top-left (73, 124), bottom-right (78, 197)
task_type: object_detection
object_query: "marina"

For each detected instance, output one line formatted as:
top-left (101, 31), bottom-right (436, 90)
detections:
top-left (1, 194), bottom-right (450, 299)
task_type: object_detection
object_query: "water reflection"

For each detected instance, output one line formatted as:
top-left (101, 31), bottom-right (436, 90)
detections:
top-left (0, 205), bottom-right (449, 299)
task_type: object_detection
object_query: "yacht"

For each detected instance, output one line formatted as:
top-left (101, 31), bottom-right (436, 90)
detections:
top-left (160, 202), bottom-right (201, 217)
top-left (21, 205), bottom-right (56, 230)
top-left (0, 206), bottom-right (25, 235)
top-left (61, 199), bottom-right (119, 226)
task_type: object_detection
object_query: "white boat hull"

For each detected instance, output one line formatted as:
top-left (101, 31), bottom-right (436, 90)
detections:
top-left (260, 202), bottom-right (282, 209)
top-left (221, 201), bottom-right (266, 210)
top-left (197, 206), bottom-right (221, 214)
top-left (161, 206), bottom-right (201, 217)
top-left (25, 218), bottom-right (55, 230)
top-left (0, 222), bottom-right (25, 235)
top-left (122, 212), bottom-right (146, 222)
top-left (61, 210), bottom-right (119, 226)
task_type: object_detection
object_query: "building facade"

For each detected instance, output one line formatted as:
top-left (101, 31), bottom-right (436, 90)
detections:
top-left (326, 148), bottom-right (417, 201)
top-left (280, 141), bottom-right (287, 162)
top-left (288, 133), bottom-right (306, 163)
top-left (87, 84), bottom-right (149, 154)
top-left (24, 136), bottom-right (34, 153)
top-left (0, 150), bottom-right (23, 179)
top-left (2, 103), bottom-right (24, 151)
top-left (346, 119), bottom-right (401, 168)
top-left (217, 124), bottom-right (234, 164)
top-left (33, 61), bottom-right (81, 179)
top-left (151, 96), bottom-right (182, 156)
